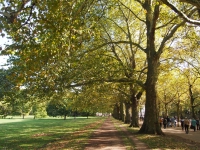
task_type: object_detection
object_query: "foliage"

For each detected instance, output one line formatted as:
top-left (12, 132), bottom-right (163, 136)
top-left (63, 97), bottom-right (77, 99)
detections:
top-left (31, 101), bottom-right (48, 119)
top-left (46, 98), bottom-right (70, 118)
top-left (0, 68), bottom-right (15, 98)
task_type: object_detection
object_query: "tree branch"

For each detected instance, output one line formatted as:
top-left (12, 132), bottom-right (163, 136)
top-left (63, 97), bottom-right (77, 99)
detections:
top-left (161, 0), bottom-right (200, 25)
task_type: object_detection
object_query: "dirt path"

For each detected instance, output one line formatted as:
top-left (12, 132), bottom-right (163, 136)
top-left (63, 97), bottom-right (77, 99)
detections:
top-left (84, 117), bottom-right (149, 150)
top-left (84, 118), bottom-right (127, 150)
top-left (162, 125), bottom-right (200, 144)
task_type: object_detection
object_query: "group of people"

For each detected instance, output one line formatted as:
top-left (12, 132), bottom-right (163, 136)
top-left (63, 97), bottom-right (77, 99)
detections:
top-left (160, 116), bottom-right (177, 129)
top-left (160, 116), bottom-right (200, 134)
top-left (180, 117), bottom-right (200, 134)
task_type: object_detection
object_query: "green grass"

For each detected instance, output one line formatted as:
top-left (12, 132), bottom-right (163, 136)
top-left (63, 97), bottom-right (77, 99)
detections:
top-left (0, 116), bottom-right (106, 150)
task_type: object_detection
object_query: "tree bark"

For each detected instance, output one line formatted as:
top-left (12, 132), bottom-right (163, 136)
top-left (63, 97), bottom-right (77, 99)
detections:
top-left (129, 90), bottom-right (142, 127)
top-left (112, 103), bottom-right (120, 119)
top-left (176, 100), bottom-right (180, 127)
top-left (139, 56), bottom-right (163, 134)
top-left (124, 102), bottom-right (131, 124)
top-left (120, 101), bottom-right (124, 121)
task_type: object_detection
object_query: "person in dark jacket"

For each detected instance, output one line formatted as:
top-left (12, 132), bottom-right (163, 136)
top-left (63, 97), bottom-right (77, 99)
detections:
top-left (167, 116), bottom-right (170, 127)
top-left (191, 118), bottom-right (197, 132)
top-left (181, 118), bottom-right (184, 131)
top-left (163, 118), bottom-right (167, 129)
top-left (196, 118), bottom-right (199, 130)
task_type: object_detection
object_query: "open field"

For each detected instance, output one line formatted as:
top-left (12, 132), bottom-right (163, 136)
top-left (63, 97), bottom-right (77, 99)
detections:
top-left (0, 116), bottom-right (106, 150)
top-left (1, 116), bottom-right (200, 150)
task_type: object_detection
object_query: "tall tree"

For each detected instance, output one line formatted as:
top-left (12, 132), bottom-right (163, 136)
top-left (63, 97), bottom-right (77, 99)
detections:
top-left (135, 0), bottom-right (187, 134)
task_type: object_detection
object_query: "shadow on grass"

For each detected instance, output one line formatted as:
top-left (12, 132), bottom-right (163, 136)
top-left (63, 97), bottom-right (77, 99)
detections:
top-left (0, 117), bottom-right (106, 150)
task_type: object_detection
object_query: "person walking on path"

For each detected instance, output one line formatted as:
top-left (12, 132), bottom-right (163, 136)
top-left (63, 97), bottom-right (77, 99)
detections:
top-left (171, 116), bottom-right (175, 127)
top-left (163, 117), bottom-right (167, 129)
top-left (191, 118), bottom-right (197, 132)
top-left (196, 118), bottom-right (199, 130)
top-left (184, 117), bottom-right (190, 134)
top-left (159, 117), bottom-right (163, 128)
top-left (167, 116), bottom-right (170, 127)
top-left (181, 118), bottom-right (184, 131)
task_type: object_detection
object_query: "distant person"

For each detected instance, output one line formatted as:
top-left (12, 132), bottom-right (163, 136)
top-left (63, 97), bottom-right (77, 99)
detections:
top-left (174, 116), bottom-right (177, 127)
top-left (184, 117), bottom-right (190, 134)
top-left (181, 118), bottom-right (184, 131)
top-left (171, 116), bottom-right (176, 127)
top-left (174, 118), bottom-right (177, 127)
top-left (167, 116), bottom-right (170, 127)
top-left (196, 118), bottom-right (199, 130)
top-left (159, 117), bottom-right (163, 128)
top-left (191, 118), bottom-right (197, 132)
top-left (163, 118), bottom-right (167, 129)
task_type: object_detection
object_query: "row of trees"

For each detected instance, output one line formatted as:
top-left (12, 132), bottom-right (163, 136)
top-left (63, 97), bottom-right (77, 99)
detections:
top-left (0, 71), bottom-right (95, 119)
top-left (0, 0), bottom-right (200, 134)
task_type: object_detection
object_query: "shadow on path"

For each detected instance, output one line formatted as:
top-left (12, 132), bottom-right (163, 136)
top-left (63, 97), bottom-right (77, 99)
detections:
top-left (85, 118), bottom-right (149, 150)
top-left (84, 118), bottom-right (126, 150)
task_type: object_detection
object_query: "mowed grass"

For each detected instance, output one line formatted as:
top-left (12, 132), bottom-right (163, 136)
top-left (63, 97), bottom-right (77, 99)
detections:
top-left (0, 116), bottom-right (106, 150)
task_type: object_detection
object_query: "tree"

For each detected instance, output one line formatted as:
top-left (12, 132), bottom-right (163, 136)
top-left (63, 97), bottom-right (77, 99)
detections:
top-left (169, 26), bottom-right (200, 118)
top-left (46, 95), bottom-right (70, 120)
top-left (0, 68), bottom-right (14, 98)
top-left (133, 0), bottom-right (190, 134)
top-left (0, 68), bottom-right (16, 118)
top-left (161, 0), bottom-right (200, 25)
top-left (95, 0), bottom-right (147, 127)
top-left (13, 89), bottom-right (32, 119)
top-left (31, 98), bottom-right (48, 119)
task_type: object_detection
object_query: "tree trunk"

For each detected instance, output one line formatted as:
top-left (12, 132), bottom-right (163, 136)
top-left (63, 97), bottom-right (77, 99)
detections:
top-left (129, 90), bottom-right (142, 127)
top-left (189, 84), bottom-right (196, 118)
top-left (124, 102), bottom-right (131, 124)
top-left (176, 100), bottom-right (180, 127)
top-left (120, 101), bottom-right (124, 121)
top-left (64, 115), bottom-right (67, 120)
top-left (191, 106), bottom-right (196, 118)
top-left (129, 94), bottom-right (139, 127)
top-left (139, 57), bottom-right (163, 134)
top-left (112, 103), bottom-right (120, 119)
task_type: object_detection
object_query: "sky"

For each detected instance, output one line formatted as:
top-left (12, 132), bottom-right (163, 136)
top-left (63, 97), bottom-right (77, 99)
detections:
top-left (0, 32), bottom-right (11, 69)
top-left (0, 55), bottom-right (9, 68)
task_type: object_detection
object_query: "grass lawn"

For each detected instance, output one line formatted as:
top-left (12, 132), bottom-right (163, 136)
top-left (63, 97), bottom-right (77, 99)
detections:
top-left (0, 116), bottom-right (106, 150)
